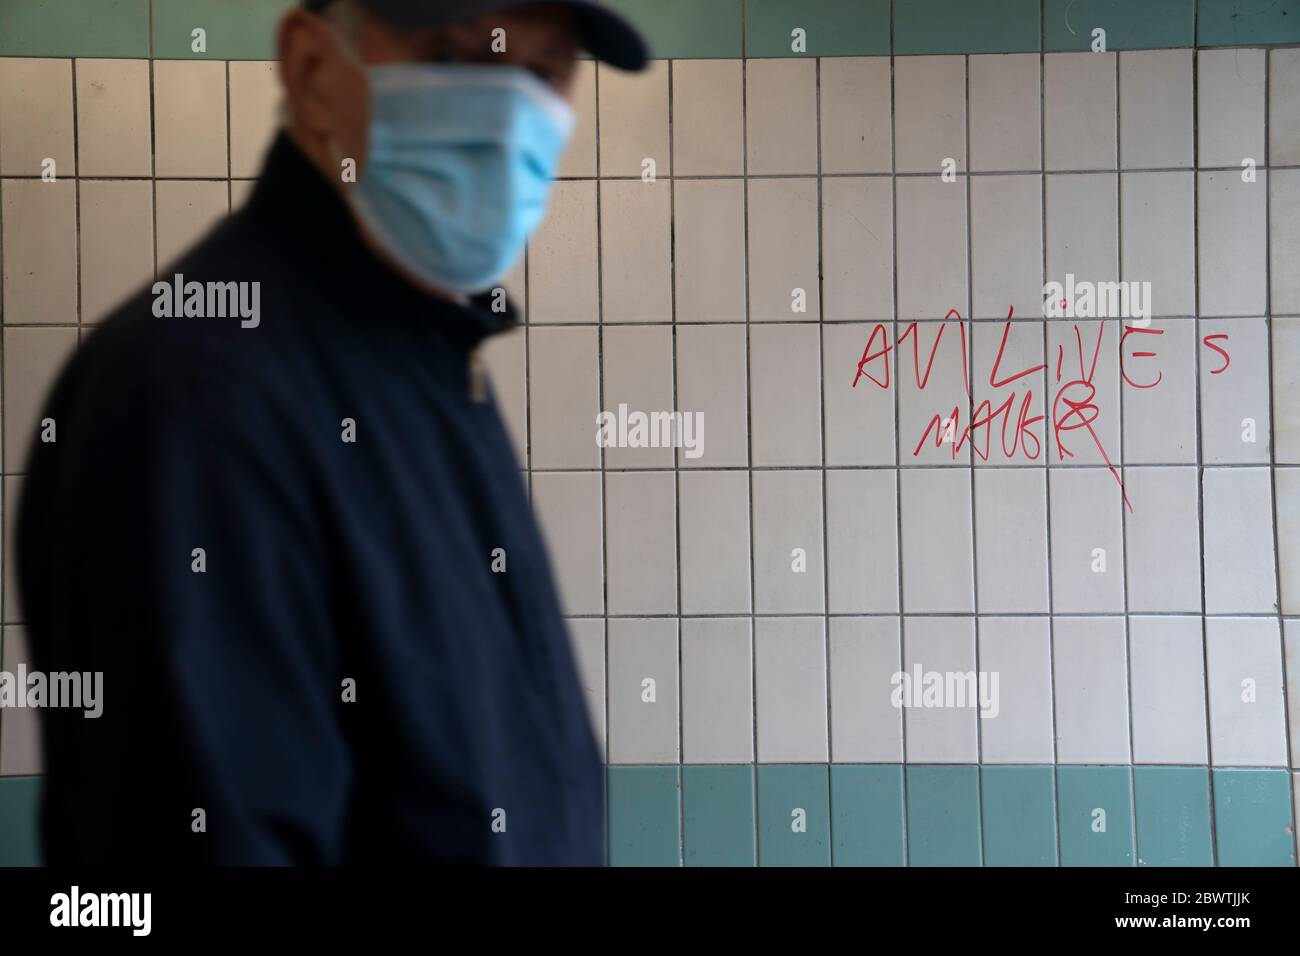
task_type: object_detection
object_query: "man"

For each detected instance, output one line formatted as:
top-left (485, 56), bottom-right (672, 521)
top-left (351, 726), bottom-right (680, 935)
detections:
top-left (17, 0), bottom-right (647, 865)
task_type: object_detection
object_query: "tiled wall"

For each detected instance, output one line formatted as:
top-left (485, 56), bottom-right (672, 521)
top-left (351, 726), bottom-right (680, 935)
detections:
top-left (1, 0), bottom-right (1299, 866)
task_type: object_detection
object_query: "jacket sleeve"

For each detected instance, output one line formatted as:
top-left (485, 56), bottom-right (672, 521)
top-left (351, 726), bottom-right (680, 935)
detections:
top-left (19, 354), bottom-right (352, 865)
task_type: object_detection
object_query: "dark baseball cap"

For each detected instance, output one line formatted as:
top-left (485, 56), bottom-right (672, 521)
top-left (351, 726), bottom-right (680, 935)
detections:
top-left (301, 0), bottom-right (648, 70)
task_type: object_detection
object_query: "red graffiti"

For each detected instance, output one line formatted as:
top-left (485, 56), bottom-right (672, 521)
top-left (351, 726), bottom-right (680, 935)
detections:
top-left (849, 310), bottom-right (1234, 512)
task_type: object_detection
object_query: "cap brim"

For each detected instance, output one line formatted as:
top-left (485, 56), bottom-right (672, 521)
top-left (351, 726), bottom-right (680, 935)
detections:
top-left (562, 1), bottom-right (649, 71)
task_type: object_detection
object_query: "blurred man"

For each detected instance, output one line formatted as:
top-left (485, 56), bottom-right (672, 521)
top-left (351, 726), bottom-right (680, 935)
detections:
top-left (18, 0), bottom-right (646, 864)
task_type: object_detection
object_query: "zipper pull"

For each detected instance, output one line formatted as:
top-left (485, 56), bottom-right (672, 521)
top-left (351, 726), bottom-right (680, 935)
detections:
top-left (469, 346), bottom-right (488, 403)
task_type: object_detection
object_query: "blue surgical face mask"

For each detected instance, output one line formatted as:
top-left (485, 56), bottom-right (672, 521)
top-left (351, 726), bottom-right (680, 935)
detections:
top-left (339, 62), bottom-right (576, 296)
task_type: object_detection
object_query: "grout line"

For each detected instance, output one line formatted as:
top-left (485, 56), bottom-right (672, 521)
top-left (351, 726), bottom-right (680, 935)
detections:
top-left (888, 0), bottom-right (910, 867)
top-left (1191, 22), bottom-right (1222, 866)
top-left (962, 50), bottom-right (985, 867)
top-left (813, 51), bottom-right (834, 866)
top-left (665, 56), bottom-right (685, 868)
top-left (1039, 0), bottom-right (1065, 867)
top-left (1115, 44), bottom-right (1140, 868)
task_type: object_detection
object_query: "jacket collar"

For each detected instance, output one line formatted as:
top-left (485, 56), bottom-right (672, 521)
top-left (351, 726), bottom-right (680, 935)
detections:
top-left (243, 131), bottom-right (520, 347)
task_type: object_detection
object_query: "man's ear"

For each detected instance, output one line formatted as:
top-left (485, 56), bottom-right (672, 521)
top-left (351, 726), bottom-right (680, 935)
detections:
top-left (277, 9), bottom-right (348, 135)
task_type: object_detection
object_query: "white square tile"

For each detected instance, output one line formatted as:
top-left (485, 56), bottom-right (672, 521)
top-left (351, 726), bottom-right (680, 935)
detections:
top-left (530, 471), bottom-right (603, 616)
top-left (897, 318), bottom-right (971, 466)
top-left (1275, 319), bottom-right (1300, 464)
top-left (1197, 170), bottom-right (1267, 317)
top-left (894, 55), bottom-right (965, 174)
top-left (76, 58), bottom-right (152, 176)
top-left (152, 60), bottom-right (227, 178)
top-left (825, 469), bottom-right (899, 613)
top-left (745, 58), bottom-right (817, 175)
top-left (969, 53), bottom-right (1040, 172)
top-left (829, 617), bottom-right (903, 762)
top-left (528, 179), bottom-right (598, 322)
top-left (750, 324), bottom-right (821, 466)
top-left (821, 176), bottom-right (893, 321)
top-left (824, 322), bottom-right (896, 466)
top-left (607, 618), bottom-right (679, 763)
top-left (755, 617), bottom-right (828, 763)
top-left (1122, 318), bottom-right (1197, 463)
top-left (599, 179), bottom-right (671, 322)
top-left (820, 57), bottom-right (891, 174)
top-left (977, 616), bottom-right (1054, 763)
top-left (1044, 52), bottom-right (1116, 171)
top-left (1120, 171), bottom-right (1195, 316)
top-left (229, 61), bottom-right (280, 178)
top-left (1123, 467), bottom-right (1202, 613)
top-left (1044, 319), bottom-right (1121, 468)
top-left (974, 469), bottom-right (1049, 613)
top-left (1053, 617), bottom-right (1130, 764)
top-left (1048, 467), bottom-right (1125, 613)
top-left (605, 471), bottom-right (676, 615)
top-left (601, 324), bottom-right (674, 468)
top-left (557, 60), bottom-right (596, 178)
top-left (1270, 49), bottom-right (1300, 165)
top-left (900, 468), bottom-right (974, 613)
top-left (747, 178), bottom-right (820, 321)
top-left (1046, 173), bottom-right (1118, 297)
top-left (672, 60), bottom-right (743, 176)
top-left (1273, 469), bottom-right (1300, 616)
top-left (527, 326), bottom-right (599, 469)
top-left (971, 317), bottom-right (1047, 466)
top-left (679, 471), bottom-right (750, 614)
top-left (1119, 50), bottom-right (1192, 169)
top-left (154, 179), bottom-right (228, 268)
top-left (1129, 616), bottom-right (1208, 764)
top-left (902, 616), bottom-right (978, 763)
top-left (0, 58), bottom-right (74, 176)
top-left (1206, 617), bottom-right (1288, 766)
top-left (3, 328), bottom-right (78, 471)
top-left (1197, 48), bottom-right (1266, 169)
top-left (681, 618), bottom-right (753, 763)
top-left (1199, 317), bottom-right (1271, 463)
top-left (673, 178), bottom-right (746, 322)
top-left (79, 179), bottom-right (154, 323)
top-left (1, 179), bottom-right (77, 324)
top-left (1271, 169), bottom-right (1300, 314)
top-left (971, 174), bottom-right (1042, 321)
top-left (597, 60), bottom-right (669, 177)
top-left (1202, 467), bottom-right (1277, 614)
top-left (897, 177), bottom-right (968, 320)
top-left (1285, 620), bottom-right (1300, 764)
top-left (675, 324), bottom-right (748, 468)
top-left (753, 470), bottom-right (824, 614)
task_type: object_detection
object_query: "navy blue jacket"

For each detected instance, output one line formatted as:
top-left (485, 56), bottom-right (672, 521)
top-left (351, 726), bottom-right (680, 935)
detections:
top-left (18, 133), bottom-right (604, 865)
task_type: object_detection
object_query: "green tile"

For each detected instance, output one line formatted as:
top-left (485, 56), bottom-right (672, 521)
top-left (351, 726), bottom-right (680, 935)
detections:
top-left (604, 0), bottom-right (743, 59)
top-left (1199, 0), bottom-right (1300, 46)
top-left (895, 0), bottom-right (1040, 55)
top-left (1212, 769), bottom-right (1296, 867)
top-left (1044, 0), bottom-right (1194, 51)
top-left (905, 765), bottom-right (982, 866)
top-left (1057, 766), bottom-right (1134, 866)
top-left (744, 0), bottom-right (889, 58)
top-left (1134, 766), bottom-right (1213, 867)
top-left (981, 766), bottom-right (1058, 866)
top-left (683, 765), bottom-right (755, 866)
top-left (757, 764), bottom-right (830, 866)
top-left (607, 766), bottom-right (681, 866)
top-left (0, 0), bottom-right (148, 58)
top-left (152, 0), bottom-right (295, 60)
top-left (831, 764), bottom-right (905, 866)
top-left (0, 776), bottom-right (43, 867)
